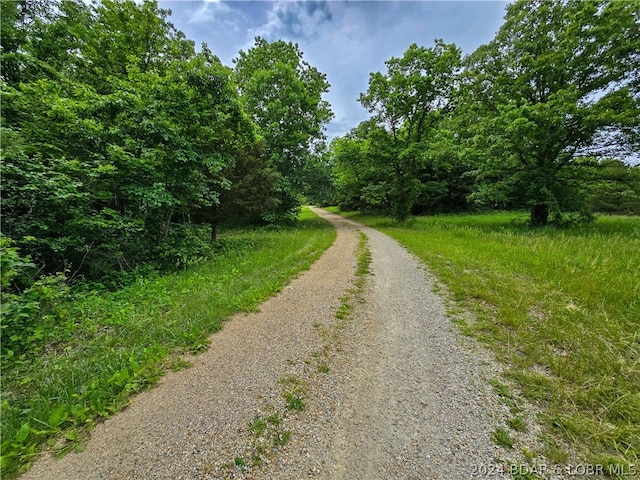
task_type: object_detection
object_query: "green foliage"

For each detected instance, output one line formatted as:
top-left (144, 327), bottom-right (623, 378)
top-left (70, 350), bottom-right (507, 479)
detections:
top-left (0, 0), bottom-right (275, 281)
top-left (0, 237), bottom-right (70, 360)
top-left (353, 41), bottom-right (463, 221)
top-left (152, 224), bottom-right (213, 269)
top-left (331, 41), bottom-right (469, 220)
top-left (586, 160), bottom-right (640, 215)
top-left (77, 0), bottom-right (195, 91)
top-left (214, 141), bottom-right (281, 227)
top-left (332, 1), bottom-right (639, 225)
top-left (234, 37), bottom-right (333, 218)
top-left (0, 0), bottom-right (68, 86)
top-left (3, 5), bottom-right (332, 286)
top-left (507, 416), bottom-right (528, 433)
top-left (279, 375), bottom-right (308, 412)
top-left (1, 4), bottom-right (336, 472)
top-left (299, 150), bottom-right (337, 207)
top-left (243, 410), bottom-right (291, 469)
top-left (492, 428), bottom-right (514, 449)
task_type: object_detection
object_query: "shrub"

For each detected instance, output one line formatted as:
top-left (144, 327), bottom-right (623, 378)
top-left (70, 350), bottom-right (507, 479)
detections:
top-left (1, 237), bottom-right (70, 362)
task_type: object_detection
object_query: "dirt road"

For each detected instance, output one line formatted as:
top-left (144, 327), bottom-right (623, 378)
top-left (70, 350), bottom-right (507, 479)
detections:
top-left (22, 208), bottom-right (510, 480)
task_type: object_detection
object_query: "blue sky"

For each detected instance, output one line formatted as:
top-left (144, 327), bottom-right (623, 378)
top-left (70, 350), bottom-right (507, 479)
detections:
top-left (158, 1), bottom-right (508, 140)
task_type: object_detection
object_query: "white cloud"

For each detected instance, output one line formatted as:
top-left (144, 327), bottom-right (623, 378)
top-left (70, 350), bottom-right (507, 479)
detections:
top-left (159, 0), bottom-right (508, 140)
top-left (250, 1), bottom-right (333, 41)
top-left (188, 0), bottom-right (246, 31)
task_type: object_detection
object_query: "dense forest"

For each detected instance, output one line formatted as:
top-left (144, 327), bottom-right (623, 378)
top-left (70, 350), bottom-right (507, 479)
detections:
top-left (1, 0), bottom-right (333, 283)
top-left (2, 0), bottom-right (639, 357)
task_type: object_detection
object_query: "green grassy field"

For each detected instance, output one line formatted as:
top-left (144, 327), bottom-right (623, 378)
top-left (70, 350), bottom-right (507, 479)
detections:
top-left (330, 208), bottom-right (639, 475)
top-left (0, 207), bottom-right (336, 478)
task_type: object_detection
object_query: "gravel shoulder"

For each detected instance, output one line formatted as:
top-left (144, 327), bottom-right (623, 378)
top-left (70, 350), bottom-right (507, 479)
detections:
top-left (22, 208), bottom-right (515, 480)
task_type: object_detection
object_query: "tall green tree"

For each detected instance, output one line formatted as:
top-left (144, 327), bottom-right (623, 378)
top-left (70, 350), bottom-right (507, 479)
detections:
top-left (195, 140), bottom-right (281, 240)
top-left (2, 50), bottom-right (252, 277)
top-left (0, 0), bottom-right (194, 88)
top-left (233, 37), bottom-right (333, 221)
top-left (358, 40), bottom-right (462, 220)
top-left (299, 148), bottom-right (337, 207)
top-left (331, 123), bottom-right (380, 212)
top-left (330, 129), bottom-right (371, 211)
top-left (462, 0), bottom-right (640, 225)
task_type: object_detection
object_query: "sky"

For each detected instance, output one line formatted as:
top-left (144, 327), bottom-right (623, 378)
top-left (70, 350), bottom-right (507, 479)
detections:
top-left (158, 0), bottom-right (509, 141)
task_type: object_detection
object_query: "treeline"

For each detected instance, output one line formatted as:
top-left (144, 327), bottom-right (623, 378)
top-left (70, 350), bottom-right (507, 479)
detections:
top-left (1, 0), bottom-right (332, 285)
top-left (329, 0), bottom-right (640, 225)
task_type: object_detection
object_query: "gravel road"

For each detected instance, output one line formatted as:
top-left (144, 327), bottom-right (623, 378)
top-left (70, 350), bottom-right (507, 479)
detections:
top-left (22, 208), bottom-right (514, 480)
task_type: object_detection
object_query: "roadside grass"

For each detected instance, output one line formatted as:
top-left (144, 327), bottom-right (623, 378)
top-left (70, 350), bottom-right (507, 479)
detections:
top-left (333, 209), bottom-right (640, 472)
top-left (0, 207), bottom-right (336, 479)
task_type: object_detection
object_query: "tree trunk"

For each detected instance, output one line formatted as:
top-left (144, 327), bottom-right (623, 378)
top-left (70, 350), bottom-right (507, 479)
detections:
top-left (211, 205), bottom-right (219, 242)
top-left (163, 208), bottom-right (174, 239)
top-left (211, 221), bottom-right (217, 242)
top-left (530, 204), bottom-right (549, 226)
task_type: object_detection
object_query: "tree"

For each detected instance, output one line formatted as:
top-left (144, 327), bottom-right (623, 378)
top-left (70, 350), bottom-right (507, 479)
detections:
top-left (331, 125), bottom-right (379, 212)
top-left (99, 50), bottom-right (254, 246)
top-left (358, 40), bottom-right (462, 220)
top-left (330, 130), bottom-right (371, 211)
top-left (233, 37), bottom-right (333, 221)
top-left (198, 140), bottom-right (281, 240)
top-left (75, 0), bottom-right (194, 92)
top-left (412, 116), bottom-right (475, 214)
top-left (1, 0), bottom-right (79, 87)
top-left (1, 1), bottom-right (254, 279)
top-left (462, 0), bottom-right (640, 226)
top-left (299, 148), bottom-right (337, 207)
top-left (586, 159), bottom-right (640, 215)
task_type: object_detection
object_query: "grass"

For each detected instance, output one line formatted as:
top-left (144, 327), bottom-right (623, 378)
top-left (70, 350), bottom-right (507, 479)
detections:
top-left (279, 375), bottom-right (308, 412)
top-left (493, 428), bottom-right (515, 449)
top-left (0, 207), bottom-right (336, 479)
top-left (243, 409), bottom-right (290, 468)
top-left (332, 209), bottom-right (640, 472)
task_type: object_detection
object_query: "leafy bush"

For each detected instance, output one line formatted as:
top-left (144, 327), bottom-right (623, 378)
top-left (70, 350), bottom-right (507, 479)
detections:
top-left (153, 224), bottom-right (213, 269)
top-left (1, 237), bottom-right (70, 362)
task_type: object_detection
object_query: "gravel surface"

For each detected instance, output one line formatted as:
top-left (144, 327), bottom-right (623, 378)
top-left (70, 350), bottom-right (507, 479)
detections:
top-left (22, 208), bottom-right (518, 480)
